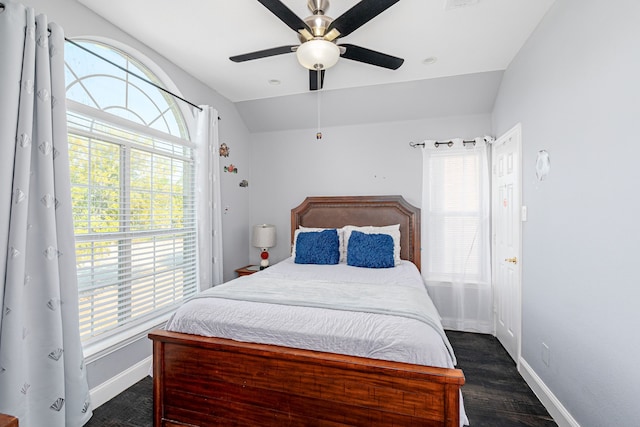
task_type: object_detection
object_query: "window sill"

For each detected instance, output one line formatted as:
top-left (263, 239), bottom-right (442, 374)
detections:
top-left (83, 312), bottom-right (172, 364)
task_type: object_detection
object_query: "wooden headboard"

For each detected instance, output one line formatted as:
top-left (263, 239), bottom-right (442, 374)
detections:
top-left (291, 195), bottom-right (421, 271)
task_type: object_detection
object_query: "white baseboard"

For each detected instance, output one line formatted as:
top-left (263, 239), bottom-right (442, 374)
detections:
top-left (89, 356), bottom-right (152, 409)
top-left (518, 358), bottom-right (580, 427)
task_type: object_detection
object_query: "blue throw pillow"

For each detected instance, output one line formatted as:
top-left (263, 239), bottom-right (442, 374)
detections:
top-left (294, 229), bottom-right (340, 265)
top-left (347, 231), bottom-right (395, 268)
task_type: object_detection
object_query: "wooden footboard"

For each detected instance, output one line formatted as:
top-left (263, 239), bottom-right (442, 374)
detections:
top-left (150, 329), bottom-right (464, 426)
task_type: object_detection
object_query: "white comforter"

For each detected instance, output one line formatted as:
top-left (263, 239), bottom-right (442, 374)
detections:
top-left (167, 258), bottom-right (455, 368)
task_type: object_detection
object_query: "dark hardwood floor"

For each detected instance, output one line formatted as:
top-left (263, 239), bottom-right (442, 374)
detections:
top-left (85, 332), bottom-right (556, 426)
top-left (447, 331), bottom-right (556, 427)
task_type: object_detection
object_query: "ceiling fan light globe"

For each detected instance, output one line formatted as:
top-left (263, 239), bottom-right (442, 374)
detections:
top-left (296, 39), bottom-right (340, 70)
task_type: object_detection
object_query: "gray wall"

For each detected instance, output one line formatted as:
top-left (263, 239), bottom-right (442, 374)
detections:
top-left (25, 0), bottom-right (252, 389)
top-left (248, 114), bottom-right (492, 265)
top-left (492, 0), bottom-right (640, 425)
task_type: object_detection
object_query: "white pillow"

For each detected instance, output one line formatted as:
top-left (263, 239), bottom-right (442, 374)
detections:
top-left (343, 224), bottom-right (401, 265)
top-left (292, 226), bottom-right (345, 260)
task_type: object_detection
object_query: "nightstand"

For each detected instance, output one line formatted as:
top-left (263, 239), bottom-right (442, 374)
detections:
top-left (235, 265), bottom-right (261, 277)
top-left (0, 413), bottom-right (18, 427)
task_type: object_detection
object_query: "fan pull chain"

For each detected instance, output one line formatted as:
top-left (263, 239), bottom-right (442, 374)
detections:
top-left (316, 69), bottom-right (322, 140)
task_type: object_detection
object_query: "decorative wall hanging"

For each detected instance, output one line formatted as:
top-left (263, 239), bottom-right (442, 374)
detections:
top-left (224, 164), bottom-right (238, 173)
top-left (239, 180), bottom-right (249, 188)
top-left (535, 150), bottom-right (550, 181)
top-left (219, 143), bottom-right (230, 157)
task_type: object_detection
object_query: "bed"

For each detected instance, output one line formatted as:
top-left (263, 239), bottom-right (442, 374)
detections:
top-left (149, 195), bottom-right (466, 426)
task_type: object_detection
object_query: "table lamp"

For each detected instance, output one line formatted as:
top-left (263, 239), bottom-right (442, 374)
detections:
top-left (252, 224), bottom-right (276, 269)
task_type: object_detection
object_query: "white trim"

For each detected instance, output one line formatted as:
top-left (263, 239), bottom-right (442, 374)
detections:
top-left (491, 122), bottom-right (523, 366)
top-left (67, 100), bottom-right (196, 149)
top-left (518, 358), bottom-right (581, 427)
top-left (89, 355), bottom-right (152, 409)
top-left (66, 35), bottom-right (197, 133)
top-left (83, 316), bottom-right (168, 362)
top-left (441, 318), bottom-right (493, 334)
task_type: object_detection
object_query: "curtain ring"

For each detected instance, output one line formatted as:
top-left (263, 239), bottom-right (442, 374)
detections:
top-left (434, 141), bottom-right (454, 148)
top-left (0, 3), bottom-right (6, 13)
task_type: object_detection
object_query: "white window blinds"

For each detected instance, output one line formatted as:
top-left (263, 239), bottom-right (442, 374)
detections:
top-left (67, 109), bottom-right (197, 343)
top-left (425, 148), bottom-right (489, 283)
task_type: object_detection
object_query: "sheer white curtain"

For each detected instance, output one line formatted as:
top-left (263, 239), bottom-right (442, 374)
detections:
top-left (421, 138), bottom-right (493, 333)
top-left (0, 3), bottom-right (91, 425)
top-left (195, 106), bottom-right (224, 289)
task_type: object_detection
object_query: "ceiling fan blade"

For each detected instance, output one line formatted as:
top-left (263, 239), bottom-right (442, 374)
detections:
top-left (257, 0), bottom-right (313, 39)
top-left (339, 44), bottom-right (404, 70)
top-left (309, 69), bottom-right (326, 91)
top-left (230, 45), bottom-right (297, 62)
top-left (326, 0), bottom-right (400, 40)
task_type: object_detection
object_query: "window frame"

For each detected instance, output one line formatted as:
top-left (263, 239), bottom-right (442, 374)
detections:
top-left (64, 38), bottom-right (199, 359)
top-left (423, 146), bottom-right (491, 286)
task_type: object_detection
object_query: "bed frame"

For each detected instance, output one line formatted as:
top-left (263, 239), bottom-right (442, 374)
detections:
top-left (149, 195), bottom-right (464, 426)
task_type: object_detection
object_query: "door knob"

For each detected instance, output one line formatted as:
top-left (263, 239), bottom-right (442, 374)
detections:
top-left (505, 257), bottom-right (518, 264)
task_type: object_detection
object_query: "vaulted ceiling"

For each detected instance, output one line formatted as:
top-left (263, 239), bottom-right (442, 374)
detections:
top-left (77, 0), bottom-right (556, 131)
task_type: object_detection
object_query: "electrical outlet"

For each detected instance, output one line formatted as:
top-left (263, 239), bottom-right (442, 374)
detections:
top-left (541, 343), bottom-right (550, 367)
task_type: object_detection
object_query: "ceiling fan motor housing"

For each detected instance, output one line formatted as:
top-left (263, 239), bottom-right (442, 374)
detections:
top-left (297, 0), bottom-right (339, 69)
top-left (300, 0), bottom-right (334, 40)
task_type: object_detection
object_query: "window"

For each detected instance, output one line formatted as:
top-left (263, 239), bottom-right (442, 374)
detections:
top-left (423, 142), bottom-right (491, 284)
top-left (65, 40), bottom-right (198, 345)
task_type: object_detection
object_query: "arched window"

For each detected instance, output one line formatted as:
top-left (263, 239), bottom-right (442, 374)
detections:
top-left (65, 40), bottom-right (197, 347)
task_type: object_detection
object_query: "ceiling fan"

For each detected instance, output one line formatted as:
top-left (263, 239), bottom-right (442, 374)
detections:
top-left (230, 0), bottom-right (404, 91)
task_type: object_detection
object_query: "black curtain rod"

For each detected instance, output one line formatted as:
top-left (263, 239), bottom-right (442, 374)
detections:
top-left (64, 37), bottom-right (206, 113)
top-left (409, 140), bottom-right (477, 148)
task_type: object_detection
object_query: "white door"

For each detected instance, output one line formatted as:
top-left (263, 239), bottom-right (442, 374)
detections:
top-left (492, 124), bottom-right (522, 363)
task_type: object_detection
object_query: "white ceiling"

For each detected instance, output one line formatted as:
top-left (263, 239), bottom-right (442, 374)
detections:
top-left (77, 0), bottom-right (556, 103)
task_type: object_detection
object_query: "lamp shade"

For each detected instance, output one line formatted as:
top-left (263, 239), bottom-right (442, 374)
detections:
top-left (296, 39), bottom-right (340, 70)
top-left (252, 224), bottom-right (276, 249)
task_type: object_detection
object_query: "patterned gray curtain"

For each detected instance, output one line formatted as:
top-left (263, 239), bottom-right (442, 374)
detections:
top-left (0, 2), bottom-right (92, 426)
